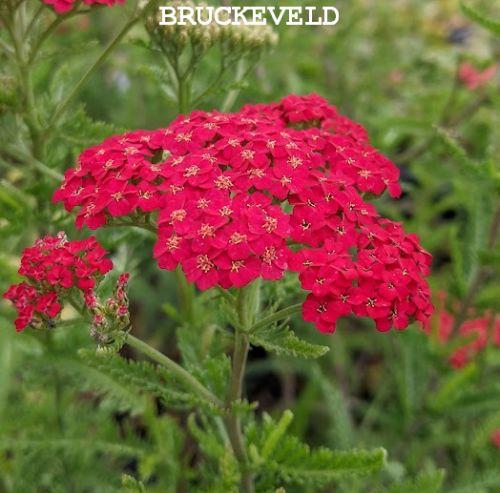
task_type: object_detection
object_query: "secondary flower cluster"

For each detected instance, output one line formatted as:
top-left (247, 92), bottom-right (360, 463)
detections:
top-left (42, 0), bottom-right (124, 14)
top-left (53, 94), bottom-right (433, 332)
top-left (427, 293), bottom-right (500, 369)
top-left (458, 62), bottom-right (496, 92)
top-left (492, 429), bottom-right (500, 449)
top-left (3, 233), bottom-right (112, 331)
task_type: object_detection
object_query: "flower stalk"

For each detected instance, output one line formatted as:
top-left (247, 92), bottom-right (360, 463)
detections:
top-left (49, 15), bottom-right (140, 128)
top-left (224, 282), bottom-right (261, 493)
top-left (126, 333), bottom-right (223, 409)
top-left (249, 303), bottom-right (302, 333)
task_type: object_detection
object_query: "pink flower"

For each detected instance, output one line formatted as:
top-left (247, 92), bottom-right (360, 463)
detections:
top-left (3, 233), bottom-right (113, 331)
top-left (459, 62), bottom-right (496, 91)
top-left (491, 429), bottom-right (500, 449)
top-left (426, 293), bottom-right (499, 369)
top-left (42, 0), bottom-right (125, 14)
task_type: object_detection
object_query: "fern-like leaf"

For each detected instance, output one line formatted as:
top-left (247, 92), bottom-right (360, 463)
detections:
top-left (78, 349), bottom-right (214, 412)
top-left (460, 2), bottom-right (500, 35)
top-left (247, 412), bottom-right (386, 487)
top-left (249, 324), bottom-right (329, 359)
top-left (383, 469), bottom-right (445, 493)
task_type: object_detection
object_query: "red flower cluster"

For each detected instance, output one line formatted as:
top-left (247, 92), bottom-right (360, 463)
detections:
top-left (491, 429), bottom-right (500, 449)
top-left (54, 94), bottom-right (433, 333)
top-left (3, 233), bottom-right (112, 331)
top-left (458, 62), bottom-right (496, 91)
top-left (427, 293), bottom-right (500, 369)
top-left (42, 0), bottom-right (124, 14)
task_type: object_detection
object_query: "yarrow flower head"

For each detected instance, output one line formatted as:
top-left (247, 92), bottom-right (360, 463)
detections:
top-left (42, 0), bottom-right (125, 14)
top-left (3, 233), bottom-right (113, 331)
top-left (426, 292), bottom-right (500, 369)
top-left (53, 94), bottom-right (433, 333)
top-left (491, 429), bottom-right (500, 449)
top-left (458, 62), bottom-right (496, 92)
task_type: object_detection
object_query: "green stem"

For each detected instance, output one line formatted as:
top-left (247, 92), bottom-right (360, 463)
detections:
top-left (126, 333), bottom-right (222, 409)
top-left (178, 74), bottom-right (191, 113)
top-left (7, 4), bottom-right (44, 160)
top-left (249, 303), bottom-right (302, 333)
top-left (4, 143), bottom-right (63, 180)
top-left (225, 330), bottom-right (254, 493)
top-left (223, 283), bottom-right (261, 493)
top-left (227, 331), bottom-right (250, 411)
top-left (24, 3), bottom-right (45, 39)
top-left (174, 267), bottom-right (195, 324)
top-left (49, 15), bottom-right (139, 129)
top-left (27, 6), bottom-right (83, 64)
top-left (221, 59), bottom-right (247, 112)
top-left (0, 37), bottom-right (14, 56)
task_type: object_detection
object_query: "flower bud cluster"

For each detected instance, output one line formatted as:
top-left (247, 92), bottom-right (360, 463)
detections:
top-left (146, 1), bottom-right (277, 54)
top-left (88, 273), bottom-right (131, 344)
top-left (222, 24), bottom-right (278, 52)
top-left (3, 233), bottom-right (113, 331)
top-left (54, 94), bottom-right (433, 333)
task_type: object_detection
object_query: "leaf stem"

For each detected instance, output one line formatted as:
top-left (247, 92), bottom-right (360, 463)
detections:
top-left (174, 267), bottom-right (195, 324)
top-left (49, 15), bottom-right (139, 128)
top-left (249, 303), bottom-right (302, 333)
top-left (225, 330), bottom-right (254, 493)
top-left (224, 283), bottom-right (262, 493)
top-left (126, 333), bottom-right (223, 409)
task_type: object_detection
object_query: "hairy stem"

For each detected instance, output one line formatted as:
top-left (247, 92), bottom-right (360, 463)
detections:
top-left (249, 303), bottom-right (302, 332)
top-left (174, 267), bottom-right (195, 324)
top-left (126, 333), bottom-right (223, 409)
top-left (49, 15), bottom-right (139, 128)
top-left (7, 4), bottom-right (44, 160)
top-left (225, 330), bottom-right (254, 493)
top-left (178, 75), bottom-right (191, 114)
top-left (224, 284), bottom-right (261, 493)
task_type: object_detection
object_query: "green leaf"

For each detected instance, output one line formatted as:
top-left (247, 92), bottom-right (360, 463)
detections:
top-left (121, 474), bottom-right (146, 493)
top-left (478, 248), bottom-right (500, 268)
top-left (0, 438), bottom-right (146, 459)
top-left (383, 469), bottom-right (445, 493)
top-left (429, 364), bottom-right (478, 411)
top-left (448, 384), bottom-right (500, 417)
top-left (315, 367), bottom-right (354, 449)
top-left (78, 349), bottom-right (212, 412)
top-left (269, 441), bottom-right (386, 485)
top-left (249, 324), bottom-right (329, 359)
top-left (187, 414), bottom-right (227, 460)
top-left (434, 127), bottom-right (487, 180)
top-left (460, 2), bottom-right (500, 35)
top-left (196, 354), bottom-right (231, 399)
top-left (261, 410), bottom-right (294, 459)
top-left (449, 470), bottom-right (500, 493)
top-left (247, 412), bottom-right (386, 487)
